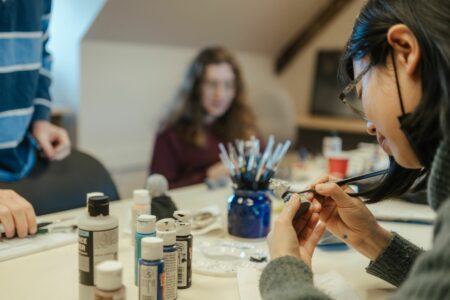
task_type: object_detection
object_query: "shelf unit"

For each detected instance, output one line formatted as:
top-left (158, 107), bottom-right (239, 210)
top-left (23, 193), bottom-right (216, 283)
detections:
top-left (297, 115), bottom-right (367, 134)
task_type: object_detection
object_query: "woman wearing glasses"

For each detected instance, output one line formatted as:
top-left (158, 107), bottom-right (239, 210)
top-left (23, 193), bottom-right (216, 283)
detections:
top-left (261, 0), bottom-right (449, 299)
top-left (150, 47), bottom-right (258, 189)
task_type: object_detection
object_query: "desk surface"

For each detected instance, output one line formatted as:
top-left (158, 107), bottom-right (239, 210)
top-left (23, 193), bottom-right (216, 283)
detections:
top-left (0, 184), bottom-right (433, 300)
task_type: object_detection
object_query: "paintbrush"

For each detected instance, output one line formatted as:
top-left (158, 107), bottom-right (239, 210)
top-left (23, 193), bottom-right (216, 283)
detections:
top-left (0, 217), bottom-right (77, 238)
top-left (269, 169), bottom-right (388, 202)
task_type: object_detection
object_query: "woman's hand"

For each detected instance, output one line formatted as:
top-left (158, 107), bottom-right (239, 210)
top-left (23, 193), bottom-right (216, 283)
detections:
top-left (267, 194), bottom-right (326, 269)
top-left (206, 162), bottom-right (229, 181)
top-left (309, 175), bottom-right (393, 260)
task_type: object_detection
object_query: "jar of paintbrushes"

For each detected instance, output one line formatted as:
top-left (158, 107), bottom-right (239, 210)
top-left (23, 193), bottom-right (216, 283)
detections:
top-left (219, 136), bottom-right (291, 238)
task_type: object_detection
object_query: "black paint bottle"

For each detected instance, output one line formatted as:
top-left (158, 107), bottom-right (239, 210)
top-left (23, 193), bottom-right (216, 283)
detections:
top-left (174, 211), bottom-right (193, 289)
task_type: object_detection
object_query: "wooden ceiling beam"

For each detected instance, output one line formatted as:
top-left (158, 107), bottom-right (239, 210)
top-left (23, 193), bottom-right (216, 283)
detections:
top-left (275, 0), bottom-right (354, 74)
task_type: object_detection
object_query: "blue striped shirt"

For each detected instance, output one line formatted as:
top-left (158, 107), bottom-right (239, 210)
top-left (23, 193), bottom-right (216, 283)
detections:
top-left (0, 0), bottom-right (52, 181)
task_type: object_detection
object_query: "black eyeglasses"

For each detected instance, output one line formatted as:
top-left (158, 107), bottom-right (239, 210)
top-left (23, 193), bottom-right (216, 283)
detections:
top-left (338, 63), bottom-right (372, 120)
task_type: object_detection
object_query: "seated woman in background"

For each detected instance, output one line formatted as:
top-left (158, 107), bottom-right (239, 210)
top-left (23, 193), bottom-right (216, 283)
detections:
top-left (150, 46), bottom-right (258, 189)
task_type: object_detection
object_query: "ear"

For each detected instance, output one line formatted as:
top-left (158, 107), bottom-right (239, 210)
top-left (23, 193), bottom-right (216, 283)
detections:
top-left (387, 24), bottom-right (421, 76)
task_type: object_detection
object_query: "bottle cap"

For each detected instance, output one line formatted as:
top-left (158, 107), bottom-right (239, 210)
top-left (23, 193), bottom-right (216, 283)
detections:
top-left (156, 229), bottom-right (177, 246)
top-left (86, 192), bottom-right (104, 206)
top-left (88, 195), bottom-right (110, 217)
top-left (176, 222), bottom-right (191, 236)
top-left (137, 214), bottom-right (156, 234)
top-left (173, 211), bottom-right (191, 222)
top-left (141, 237), bottom-right (163, 261)
top-left (95, 260), bottom-right (123, 291)
top-left (133, 189), bottom-right (150, 205)
top-left (156, 218), bottom-right (176, 231)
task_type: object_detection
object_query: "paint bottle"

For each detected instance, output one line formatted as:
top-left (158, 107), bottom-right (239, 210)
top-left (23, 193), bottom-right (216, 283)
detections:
top-left (156, 218), bottom-right (178, 300)
top-left (139, 237), bottom-right (165, 300)
top-left (79, 195), bottom-right (119, 300)
top-left (94, 260), bottom-right (126, 300)
top-left (131, 189), bottom-right (151, 245)
top-left (174, 211), bottom-right (193, 289)
top-left (135, 214), bottom-right (157, 286)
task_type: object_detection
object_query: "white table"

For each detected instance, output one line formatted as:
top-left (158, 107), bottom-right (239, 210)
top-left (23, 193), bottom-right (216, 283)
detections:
top-left (0, 184), bottom-right (433, 300)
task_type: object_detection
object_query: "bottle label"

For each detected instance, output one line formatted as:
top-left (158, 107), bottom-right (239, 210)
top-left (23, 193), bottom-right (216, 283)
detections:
top-left (163, 249), bottom-right (178, 300)
top-left (79, 227), bottom-right (119, 286)
top-left (176, 240), bottom-right (188, 286)
top-left (139, 264), bottom-right (163, 300)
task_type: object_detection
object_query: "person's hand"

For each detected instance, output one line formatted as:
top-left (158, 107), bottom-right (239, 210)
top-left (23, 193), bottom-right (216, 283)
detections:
top-left (0, 190), bottom-right (37, 238)
top-left (206, 162), bottom-right (229, 181)
top-left (32, 120), bottom-right (71, 161)
top-left (267, 194), bottom-right (326, 268)
top-left (308, 175), bottom-right (393, 260)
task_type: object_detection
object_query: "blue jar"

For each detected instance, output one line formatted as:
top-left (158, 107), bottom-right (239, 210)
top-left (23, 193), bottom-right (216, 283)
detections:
top-left (227, 190), bottom-right (271, 238)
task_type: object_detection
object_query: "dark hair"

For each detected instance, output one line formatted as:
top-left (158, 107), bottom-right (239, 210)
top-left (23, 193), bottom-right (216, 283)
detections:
top-left (163, 46), bottom-right (257, 147)
top-left (340, 0), bottom-right (449, 202)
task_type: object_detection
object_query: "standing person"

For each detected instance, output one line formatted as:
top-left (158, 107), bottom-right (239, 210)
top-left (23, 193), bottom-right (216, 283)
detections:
top-left (260, 0), bottom-right (450, 299)
top-left (0, 0), bottom-right (71, 238)
top-left (150, 46), bottom-right (259, 189)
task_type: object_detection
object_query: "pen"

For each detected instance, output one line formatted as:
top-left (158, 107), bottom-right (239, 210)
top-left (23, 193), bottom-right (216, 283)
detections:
top-left (36, 224), bottom-right (78, 234)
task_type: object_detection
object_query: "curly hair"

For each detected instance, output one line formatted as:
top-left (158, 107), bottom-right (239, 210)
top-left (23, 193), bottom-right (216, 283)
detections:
top-left (161, 46), bottom-right (258, 147)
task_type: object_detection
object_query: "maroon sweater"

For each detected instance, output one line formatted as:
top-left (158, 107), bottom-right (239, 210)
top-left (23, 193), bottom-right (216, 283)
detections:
top-left (149, 126), bottom-right (226, 189)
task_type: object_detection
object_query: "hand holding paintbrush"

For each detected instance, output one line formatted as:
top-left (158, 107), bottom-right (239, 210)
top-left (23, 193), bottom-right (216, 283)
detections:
top-left (269, 169), bottom-right (389, 217)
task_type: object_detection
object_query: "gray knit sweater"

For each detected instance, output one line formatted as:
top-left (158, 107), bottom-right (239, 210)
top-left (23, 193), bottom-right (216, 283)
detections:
top-left (260, 140), bottom-right (450, 299)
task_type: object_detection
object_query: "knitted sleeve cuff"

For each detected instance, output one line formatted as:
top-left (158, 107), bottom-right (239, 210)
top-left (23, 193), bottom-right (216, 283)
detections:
top-left (260, 256), bottom-right (331, 300)
top-left (366, 232), bottom-right (423, 287)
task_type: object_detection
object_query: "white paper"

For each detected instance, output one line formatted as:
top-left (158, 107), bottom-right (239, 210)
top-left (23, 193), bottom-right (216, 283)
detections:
top-left (368, 199), bottom-right (435, 223)
top-left (0, 231), bottom-right (77, 262)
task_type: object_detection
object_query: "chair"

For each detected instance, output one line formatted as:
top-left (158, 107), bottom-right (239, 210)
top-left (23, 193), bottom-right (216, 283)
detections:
top-left (0, 149), bottom-right (120, 215)
top-left (250, 87), bottom-right (297, 144)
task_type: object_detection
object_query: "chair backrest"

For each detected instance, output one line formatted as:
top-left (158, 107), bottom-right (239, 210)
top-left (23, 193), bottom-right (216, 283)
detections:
top-left (0, 150), bottom-right (120, 216)
top-left (250, 87), bottom-right (297, 144)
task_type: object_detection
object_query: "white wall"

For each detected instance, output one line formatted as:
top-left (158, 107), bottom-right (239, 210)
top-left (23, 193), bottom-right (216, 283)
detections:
top-left (70, 0), bottom-right (366, 196)
top-left (48, 0), bottom-right (106, 141)
top-left (79, 41), bottom-right (287, 195)
top-left (279, 0), bottom-right (365, 115)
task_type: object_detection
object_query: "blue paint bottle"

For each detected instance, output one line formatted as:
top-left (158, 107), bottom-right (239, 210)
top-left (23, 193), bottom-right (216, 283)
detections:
top-left (156, 218), bottom-right (178, 300)
top-left (135, 214), bottom-right (156, 286)
top-left (139, 237), bottom-right (165, 300)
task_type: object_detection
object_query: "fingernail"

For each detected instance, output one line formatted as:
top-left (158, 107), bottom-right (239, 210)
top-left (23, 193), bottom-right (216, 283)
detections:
top-left (306, 192), bottom-right (313, 200)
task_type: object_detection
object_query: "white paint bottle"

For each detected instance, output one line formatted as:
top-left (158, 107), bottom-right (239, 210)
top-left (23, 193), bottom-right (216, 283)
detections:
top-left (131, 189), bottom-right (151, 245)
top-left (79, 195), bottom-right (119, 300)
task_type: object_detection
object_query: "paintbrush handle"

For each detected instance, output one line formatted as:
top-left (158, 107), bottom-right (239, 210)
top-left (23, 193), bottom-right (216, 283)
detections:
top-left (335, 169), bottom-right (388, 186)
top-left (294, 169), bottom-right (389, 194)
